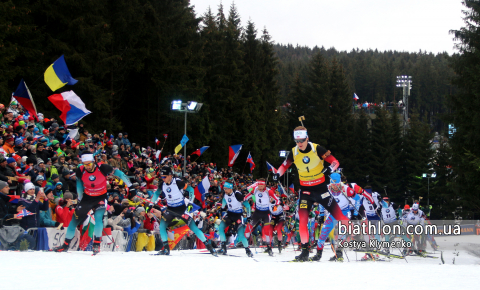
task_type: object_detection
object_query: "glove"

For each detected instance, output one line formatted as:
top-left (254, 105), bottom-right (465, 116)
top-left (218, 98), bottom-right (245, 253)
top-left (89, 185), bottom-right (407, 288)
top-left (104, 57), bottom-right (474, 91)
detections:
top-left (200, 211), bottom-right (206, 218)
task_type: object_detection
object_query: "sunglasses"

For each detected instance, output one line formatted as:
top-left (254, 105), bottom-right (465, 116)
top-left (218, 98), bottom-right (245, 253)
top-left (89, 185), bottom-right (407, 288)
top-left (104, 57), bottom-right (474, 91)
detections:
top-left (160, 175), bottom-right (168, 179)
top-left (84, 162), bottom-right (94, 166)
top-left (294, 138), bottom-right (307, 144)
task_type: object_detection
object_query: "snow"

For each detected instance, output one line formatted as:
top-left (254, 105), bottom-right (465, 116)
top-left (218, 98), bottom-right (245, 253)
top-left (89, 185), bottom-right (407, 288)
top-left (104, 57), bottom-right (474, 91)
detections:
top-left (1, 235), bottom-right (479, 290)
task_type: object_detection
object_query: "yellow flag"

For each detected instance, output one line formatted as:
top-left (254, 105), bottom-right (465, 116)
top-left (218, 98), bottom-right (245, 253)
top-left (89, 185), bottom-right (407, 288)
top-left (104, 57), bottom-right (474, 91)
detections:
top-left (174, 144), bottom-right (183, 154)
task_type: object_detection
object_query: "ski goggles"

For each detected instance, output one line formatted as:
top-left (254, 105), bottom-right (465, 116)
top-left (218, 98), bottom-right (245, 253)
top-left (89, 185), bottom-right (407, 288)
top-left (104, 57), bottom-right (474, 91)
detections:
top-left (294, 138), bottom-right (307, 144)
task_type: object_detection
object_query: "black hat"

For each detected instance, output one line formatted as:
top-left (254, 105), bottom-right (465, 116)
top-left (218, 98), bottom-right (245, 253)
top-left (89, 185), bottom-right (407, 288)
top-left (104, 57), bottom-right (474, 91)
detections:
top-left (51, 174), bottom-right (59, 180)
top-left (160, 166), bottom-right (173, 176)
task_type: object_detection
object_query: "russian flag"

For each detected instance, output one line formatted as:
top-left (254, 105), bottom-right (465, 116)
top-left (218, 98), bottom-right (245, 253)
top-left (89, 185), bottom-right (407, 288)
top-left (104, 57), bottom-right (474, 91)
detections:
top-left (228, 144), bottom-right (242, 167)
top-left (191, 146), bottom-right (209, 157)
top-left (13, 79), bottom-right (38, 120)
top-left (194, 176), bottom-right (210, 209)
top-left (353, 93), bottom-right (359, 100)
top-left (246, 152), bottom-right (255, 172)
top-left (266, 161), bottom-right (277, 174)
top-left (48, 91), bottom-right (91, 125)
top-left (44, 55), bottom-right (78, 92)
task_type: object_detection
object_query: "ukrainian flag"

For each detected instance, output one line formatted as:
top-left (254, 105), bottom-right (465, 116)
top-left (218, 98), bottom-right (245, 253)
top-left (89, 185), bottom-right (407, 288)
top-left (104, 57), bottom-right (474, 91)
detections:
top-left (44, 55), bottom-right (78, 91)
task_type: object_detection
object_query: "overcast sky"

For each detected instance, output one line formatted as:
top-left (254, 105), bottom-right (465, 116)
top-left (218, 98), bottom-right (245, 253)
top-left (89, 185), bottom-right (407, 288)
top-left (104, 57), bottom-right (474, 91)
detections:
top-left (189, 0), bottom-right (465, 54)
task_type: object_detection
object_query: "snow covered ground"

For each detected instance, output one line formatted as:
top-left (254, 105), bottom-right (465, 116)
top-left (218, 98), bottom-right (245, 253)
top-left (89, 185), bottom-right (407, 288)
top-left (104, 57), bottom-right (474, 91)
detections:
top-left (1, 235), bottom-right (479, 290)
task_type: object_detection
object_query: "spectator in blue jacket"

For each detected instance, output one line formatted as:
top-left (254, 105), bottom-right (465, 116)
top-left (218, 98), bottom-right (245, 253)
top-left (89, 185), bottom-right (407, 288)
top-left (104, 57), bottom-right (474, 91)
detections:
top-left (19, 183), bottom-right (49, 230)
top-left (122, 132), bottom-right (131, 147)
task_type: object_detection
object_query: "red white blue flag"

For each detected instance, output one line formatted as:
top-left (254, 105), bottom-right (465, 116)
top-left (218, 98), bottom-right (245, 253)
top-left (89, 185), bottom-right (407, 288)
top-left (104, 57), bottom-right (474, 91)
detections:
top-left (228, 144), bottom-right (242, 167)
top-left (13, 79), bottom-right (38, 120)
top-left (194, 176), bottom-right (210, 209)
top-left (353, 93), bottom-right (359, 100)
top-left (266, 161), bottom-right (277, 174)
top-left (191, 146), bottom-right (209, 157)
top-left (246, 152), bottom-right (255, 172)
top-left (17, 209), bottom-right (35, 218)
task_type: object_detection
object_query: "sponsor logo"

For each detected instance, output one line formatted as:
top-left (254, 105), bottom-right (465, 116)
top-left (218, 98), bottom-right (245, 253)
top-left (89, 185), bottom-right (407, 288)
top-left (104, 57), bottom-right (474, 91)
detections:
top-left (300, 200), bottom-right (307, 204)
top-left (166, 187), bottom-right (172, 193)
top-left (258, 193), bottom-right (263, 198)
top-left (321, 192), bottom-right (330, 199)
top-left (303, 191), bottom-right (311, 195)
top-left (88, 175), bottom-right (96, 181)
top-left (386, 209), bottom-right (390, 213)
top-left (300, 204), bottom-right (308, 209)
top-left (228, 198), bottom-right (232, 202)
top-left (303, 156), bottom-right (310, 164)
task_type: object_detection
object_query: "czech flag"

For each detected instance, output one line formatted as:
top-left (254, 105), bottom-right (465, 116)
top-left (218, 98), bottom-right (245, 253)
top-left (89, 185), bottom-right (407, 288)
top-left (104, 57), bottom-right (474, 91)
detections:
top-left (246, 152), bottom-right (255, 172)
top-left (228, 144), bottom-right (242, 167)
top-left (192, 146), bottom-right (209, 157)
top-left (48, 91), bottom-right (91, 125)
top-left (44, 55), bottom-right (78, 92)
top-left (266, 161), bottom-right (277, 174)
top-left (353, 93), bottom-right (359, 100)
top-left (194, 176), bottom-right (210, 209)
top-left (13, 79), bottom-right (38, 120)
top-left (289, 183), bottom-right (295, 194)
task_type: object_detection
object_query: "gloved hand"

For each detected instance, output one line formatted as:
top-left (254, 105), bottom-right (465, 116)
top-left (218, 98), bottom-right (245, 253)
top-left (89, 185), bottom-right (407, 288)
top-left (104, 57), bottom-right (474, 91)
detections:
top-left (200, 211), bottom-right (207, 218)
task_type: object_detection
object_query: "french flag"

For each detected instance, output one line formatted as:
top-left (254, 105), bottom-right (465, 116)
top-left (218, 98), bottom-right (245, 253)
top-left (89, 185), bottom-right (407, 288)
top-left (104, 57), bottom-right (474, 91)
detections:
top-left (246, 152), bottom-right (255, 172)
top-left (228, 144), bottom-right (242, 167)
top-left (194, 176), bottom-right (210, 209)
top-left (266, 161), bottom-right (277, 174)
top-left (191, 146), bottom-right (209, 157)
top-left (13, 79), bottom-right (38, 120)
top-left (155, 138), bottom-right (160, 146)
top-left (48, 91), bottom-right (91, 125)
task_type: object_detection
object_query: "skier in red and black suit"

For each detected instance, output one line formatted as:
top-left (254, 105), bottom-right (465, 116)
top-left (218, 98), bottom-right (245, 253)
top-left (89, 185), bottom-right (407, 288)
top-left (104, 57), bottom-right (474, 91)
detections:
top-left (53, 153), bottom-right (132, 255)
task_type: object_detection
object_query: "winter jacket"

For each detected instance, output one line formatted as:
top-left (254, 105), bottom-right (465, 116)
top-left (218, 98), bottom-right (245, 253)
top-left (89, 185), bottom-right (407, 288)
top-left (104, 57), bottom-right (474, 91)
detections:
top-left (123, 138), bottom-right (131, 147)
top-left (19, 198), bottom-right (49, 230)
top-left (108, 215), bottom-right (125, 231)
top-left (0, 192), bottom-right (13, 221)
top-left (39, 207), bottom-right (57, 227)
top-left (123, 220), bottom-right (141, 235)
top-left (55, 205), bottom-right (74, 227)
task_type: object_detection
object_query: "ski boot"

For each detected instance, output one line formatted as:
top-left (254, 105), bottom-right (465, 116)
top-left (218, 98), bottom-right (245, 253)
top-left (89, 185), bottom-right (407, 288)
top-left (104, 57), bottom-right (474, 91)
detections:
top-left (92, 237), bottom-right (102, 256)
top-left (52, 238), bottom-right (72, 252)
top-left (218, 242), bottom-right (227, 255)
top-left (294, 244), bottom-right (310, 262)
top-left (311, 248), bottom-right (323, 262)
top-left (361, 253), bottom-right (379, 261)
top-left (205, 239), bottom-right (218, 257)
top-left (329, 249), bottom-right (343, 262)
top-left (277, 240), bottom-right (283, 254)
top-left (245, 247), bottom-right (254, 258)
top-left (266, 245), bottom-right (274, 256)
top-left (157, 243), bottom-right (170, 255)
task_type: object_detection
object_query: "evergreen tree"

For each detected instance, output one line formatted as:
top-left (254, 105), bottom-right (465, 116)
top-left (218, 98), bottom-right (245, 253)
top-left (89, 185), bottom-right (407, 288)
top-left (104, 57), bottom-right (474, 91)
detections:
top-left (447, 0), bottom-right (480, 216)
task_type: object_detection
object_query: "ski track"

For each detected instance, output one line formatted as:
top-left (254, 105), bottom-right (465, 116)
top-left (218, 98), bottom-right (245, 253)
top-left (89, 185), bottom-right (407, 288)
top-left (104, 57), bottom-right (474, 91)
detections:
top-left (0, 236), bottom-right (479, 290)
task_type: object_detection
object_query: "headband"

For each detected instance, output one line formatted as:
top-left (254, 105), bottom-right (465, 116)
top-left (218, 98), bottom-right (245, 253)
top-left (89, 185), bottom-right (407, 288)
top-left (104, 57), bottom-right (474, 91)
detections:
top-left (256, 180), bottom-right (266, 185)
top-left (293, 130), bottom-right (308, 139)
top-left (224, 182), bottom-right (233, 189)
top-left (81, 154), bottom-right (94, 163)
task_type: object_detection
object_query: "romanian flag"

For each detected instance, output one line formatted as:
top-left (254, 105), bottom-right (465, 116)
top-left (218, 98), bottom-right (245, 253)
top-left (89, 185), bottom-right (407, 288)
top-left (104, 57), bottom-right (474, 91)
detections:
top-left (246, 152), bottom-right (255, 172)
top-left (13, 79), bottom-right (38, 120)
top-left (228, 144), bottom-right (242, 167)
top-left (174, 135), bottom-right (189, 154)
top-left (191, 146), bottom-right (209, 157)
top-left (44, 55), bottom-right (78, 91)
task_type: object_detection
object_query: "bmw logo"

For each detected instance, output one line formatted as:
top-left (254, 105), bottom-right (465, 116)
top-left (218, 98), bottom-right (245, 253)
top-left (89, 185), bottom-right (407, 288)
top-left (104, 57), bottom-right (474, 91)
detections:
top-left (258, 193), bottom-right (263, 198)
top-left (166, 188), bottom-right (172, 193)
top-left (335, 198), bottom-right (339, 203)
top-left (88, 176), bottom-right (96, 181)
top-left (303, 156), bottom-right (310, 164)
top-left (228, 198), bottom-right (231, 202)
top-left (386, 209), bottom-right (390, 213)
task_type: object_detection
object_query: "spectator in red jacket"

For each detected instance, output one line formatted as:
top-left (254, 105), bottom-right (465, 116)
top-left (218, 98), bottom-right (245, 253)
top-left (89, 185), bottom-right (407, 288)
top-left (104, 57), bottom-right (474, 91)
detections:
top-left (55, 191), bottom-right (75, 227)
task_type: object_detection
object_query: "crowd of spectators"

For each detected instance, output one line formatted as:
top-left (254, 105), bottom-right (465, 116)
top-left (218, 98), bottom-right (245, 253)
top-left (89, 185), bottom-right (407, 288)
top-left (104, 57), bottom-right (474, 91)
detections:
top-left (0, 101), bottom-right (297, 251)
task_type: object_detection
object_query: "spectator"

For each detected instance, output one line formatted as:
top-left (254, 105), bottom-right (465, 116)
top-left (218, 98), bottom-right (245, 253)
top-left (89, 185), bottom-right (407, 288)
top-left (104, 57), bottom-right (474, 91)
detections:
top-left (55, 192), bottom-right (75, 227)
top-left (19, 183), bottom-right (48, 230)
